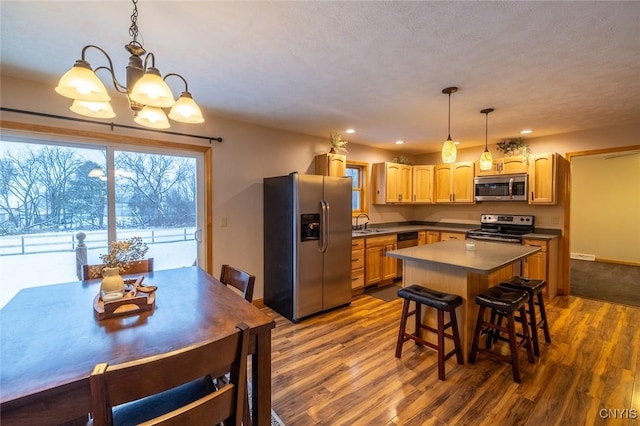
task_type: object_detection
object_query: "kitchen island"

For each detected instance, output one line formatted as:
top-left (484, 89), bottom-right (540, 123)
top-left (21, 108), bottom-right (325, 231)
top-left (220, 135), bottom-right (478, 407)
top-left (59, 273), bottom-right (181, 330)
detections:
top-left (386, 239), bottom-right (540, 361)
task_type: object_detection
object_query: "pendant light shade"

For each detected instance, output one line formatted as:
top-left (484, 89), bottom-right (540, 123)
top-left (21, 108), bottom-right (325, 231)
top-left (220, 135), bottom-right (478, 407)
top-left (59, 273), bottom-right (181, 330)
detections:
top-left (70, 99), bottom-right (115, 119)
top-left (134, 106), bottom-right (171, 129)
top-left (129, 67), bottom-right (176, 108)
top-left (479, 108), bottom-right (494, 171)
top-left (55, 60), bottom-right (111, 102)
top-left (168, 91), bottom-right (205, 123)
top-left (441, 87), bottom-right (458, 164)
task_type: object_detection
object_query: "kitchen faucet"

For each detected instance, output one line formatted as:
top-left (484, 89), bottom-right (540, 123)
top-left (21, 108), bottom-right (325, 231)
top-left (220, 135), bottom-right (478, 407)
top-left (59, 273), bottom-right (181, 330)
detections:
top-left (354, 213), bottom-right (370, 230)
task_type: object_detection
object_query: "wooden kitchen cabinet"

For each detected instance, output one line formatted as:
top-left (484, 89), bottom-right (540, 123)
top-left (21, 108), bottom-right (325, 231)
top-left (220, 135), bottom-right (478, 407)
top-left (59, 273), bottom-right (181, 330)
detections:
top-left (475, 155), bottom-right (529, 176)
top-left (522, 237), bottom-right (558, 298)
top-left (529, 153), bottom-right (556, 204)
top-left (365, 234), bottom-right (397, 286)
top-left (372, 162), bottom-right (412, 204)
top-left (435, 161), bottom-right (475, 203)
top-left (412, 165), bottom-right (435, 203)
top-left (351, 238), bottom-right (365, 296)
top-left (418, 231), bottom-right (440, 245)
top-left (315, 153), bottom-right (347, 177)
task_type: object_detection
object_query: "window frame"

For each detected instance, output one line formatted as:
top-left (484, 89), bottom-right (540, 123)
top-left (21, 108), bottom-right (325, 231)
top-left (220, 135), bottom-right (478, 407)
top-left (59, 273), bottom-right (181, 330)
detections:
top-left (0, 120), bottom-right (213, 273)
top-left (346, 160), bottom-right (369, 217)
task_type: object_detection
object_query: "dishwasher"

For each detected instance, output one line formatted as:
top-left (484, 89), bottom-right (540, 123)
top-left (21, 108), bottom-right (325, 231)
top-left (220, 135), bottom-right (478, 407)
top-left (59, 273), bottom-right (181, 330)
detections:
top-left (396, 231), bottom-right (419, 279)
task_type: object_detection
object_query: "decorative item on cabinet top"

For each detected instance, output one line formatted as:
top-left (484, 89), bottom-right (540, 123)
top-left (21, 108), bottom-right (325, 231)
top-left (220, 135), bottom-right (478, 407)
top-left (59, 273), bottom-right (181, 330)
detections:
top-left (496, 137), bottom-right (531, 159)
top-left (329, 133), bottom-right (348, 154)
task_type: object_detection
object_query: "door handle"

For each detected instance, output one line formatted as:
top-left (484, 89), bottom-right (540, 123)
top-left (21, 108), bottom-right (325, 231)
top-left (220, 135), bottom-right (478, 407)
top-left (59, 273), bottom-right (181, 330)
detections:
top-left (193, 229), bottom-right (202, 243)
top-left (320, 200), bottom-right (329, 253)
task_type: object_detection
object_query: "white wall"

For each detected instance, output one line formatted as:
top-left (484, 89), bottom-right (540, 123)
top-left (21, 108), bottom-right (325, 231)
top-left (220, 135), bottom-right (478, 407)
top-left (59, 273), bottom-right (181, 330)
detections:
top-left (570, 153), bottom-right (640, 262)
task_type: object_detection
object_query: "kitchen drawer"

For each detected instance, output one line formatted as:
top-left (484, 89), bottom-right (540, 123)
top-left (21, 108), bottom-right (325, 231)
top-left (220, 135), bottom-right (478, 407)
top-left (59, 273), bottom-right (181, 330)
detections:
top-left (352, 238), bottom-right (365, 250)
top-left (351, 268), bottom-right (364, 290)
top-left (366, 234), bottom-right (397, 247)
top-left (352, 249), bottom-right (365, 270)
top-left (523, 238), bottom-right (548, 252)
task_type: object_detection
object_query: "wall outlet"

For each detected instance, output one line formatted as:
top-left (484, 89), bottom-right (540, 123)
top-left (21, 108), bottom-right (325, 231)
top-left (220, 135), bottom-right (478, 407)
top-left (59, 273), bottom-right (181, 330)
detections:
top-left (221, 216), bottom-right (228, 227)
top-left (551, 216), bottom-right (560, 225)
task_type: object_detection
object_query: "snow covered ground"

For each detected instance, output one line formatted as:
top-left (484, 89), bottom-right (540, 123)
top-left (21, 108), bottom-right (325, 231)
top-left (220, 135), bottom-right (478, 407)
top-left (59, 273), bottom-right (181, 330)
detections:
top-left (0, 240), bottom-right (196, 308)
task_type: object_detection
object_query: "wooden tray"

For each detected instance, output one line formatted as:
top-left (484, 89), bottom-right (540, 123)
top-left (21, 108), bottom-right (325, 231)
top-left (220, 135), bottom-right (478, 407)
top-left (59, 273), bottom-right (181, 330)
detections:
top-left (93, 283), bottom-right (155, 320)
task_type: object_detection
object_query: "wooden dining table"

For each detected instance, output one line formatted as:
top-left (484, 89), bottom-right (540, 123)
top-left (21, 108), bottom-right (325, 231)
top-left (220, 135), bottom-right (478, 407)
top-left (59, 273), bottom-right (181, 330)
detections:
top-left (0, 266), bottom-right (276, 426)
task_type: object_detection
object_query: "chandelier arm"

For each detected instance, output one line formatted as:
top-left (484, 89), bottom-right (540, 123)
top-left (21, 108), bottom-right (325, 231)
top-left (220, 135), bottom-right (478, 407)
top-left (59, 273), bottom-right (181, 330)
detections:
top-left (164, 73), bottom-right (189, 92)
top-left (93, 66), bottom-right (128, 94)
top-left (81, 45), bottom-right (128, 93)
top-left (143, 52), bottom-right (156, 70)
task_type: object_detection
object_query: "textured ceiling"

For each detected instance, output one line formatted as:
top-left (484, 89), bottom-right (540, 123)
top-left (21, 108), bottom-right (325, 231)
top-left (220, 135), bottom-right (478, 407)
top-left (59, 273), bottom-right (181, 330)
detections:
top-left (1, 1), bottom-right (639, 154)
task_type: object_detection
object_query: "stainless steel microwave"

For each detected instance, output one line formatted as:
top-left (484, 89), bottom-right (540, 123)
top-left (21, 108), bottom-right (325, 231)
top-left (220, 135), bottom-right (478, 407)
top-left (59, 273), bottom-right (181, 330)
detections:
top-left (474, 174), bottom-right (527, 201)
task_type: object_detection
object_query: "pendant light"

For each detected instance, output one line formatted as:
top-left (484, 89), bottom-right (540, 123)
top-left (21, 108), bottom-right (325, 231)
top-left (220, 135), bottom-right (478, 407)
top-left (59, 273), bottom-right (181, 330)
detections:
top-left (441, 87), bottom-right (458, 163)
top-left (479, 108), bottom-right (494, 171)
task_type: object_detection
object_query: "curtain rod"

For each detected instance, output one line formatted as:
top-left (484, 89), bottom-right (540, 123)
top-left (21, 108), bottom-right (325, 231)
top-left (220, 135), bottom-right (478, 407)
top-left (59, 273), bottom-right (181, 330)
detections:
top-left (0, 107), bottom-right (223, 144)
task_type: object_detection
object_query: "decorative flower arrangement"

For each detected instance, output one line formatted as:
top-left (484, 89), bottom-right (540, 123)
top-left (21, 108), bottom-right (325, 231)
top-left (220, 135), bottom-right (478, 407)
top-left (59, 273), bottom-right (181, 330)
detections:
top-left (329, 133), bottom-right (348, 153)
top-left (391, 155), bottom-right (413, 165)
top-left (496, 137), bottom-right (531, 157)
top-left (92, 236), bottom-right (149, 276)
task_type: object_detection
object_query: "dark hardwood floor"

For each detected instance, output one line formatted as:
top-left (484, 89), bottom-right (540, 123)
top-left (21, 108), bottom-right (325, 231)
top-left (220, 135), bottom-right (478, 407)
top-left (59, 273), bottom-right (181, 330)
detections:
top-left (262, 293), bottom-right (640, 425)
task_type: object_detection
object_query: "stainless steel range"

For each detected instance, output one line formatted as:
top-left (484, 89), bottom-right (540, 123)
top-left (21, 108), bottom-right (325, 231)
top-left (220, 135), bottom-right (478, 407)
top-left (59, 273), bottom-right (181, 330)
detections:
top-left (466, 214), bottom-right (534, 244)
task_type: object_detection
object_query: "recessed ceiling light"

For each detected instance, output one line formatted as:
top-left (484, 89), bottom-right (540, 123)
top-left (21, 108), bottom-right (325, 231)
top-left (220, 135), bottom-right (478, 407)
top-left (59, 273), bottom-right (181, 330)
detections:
top-left (520, 129), bottom-right (533, 134)
top-left (395, 140), bottom-right (404, 145)
top-left (345, 129), bottom-right (355, 134)
top-left (454, 141), bottom-right (460, 145)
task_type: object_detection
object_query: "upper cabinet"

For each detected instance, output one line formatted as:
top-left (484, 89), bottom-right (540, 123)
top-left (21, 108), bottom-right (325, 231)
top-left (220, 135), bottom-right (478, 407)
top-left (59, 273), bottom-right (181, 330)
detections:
top-left (529, 153), bottom-right (556, 204)
top-left (372, 162), bottom-right (412, 204)
top-left (475, 155), bottom-right (529, 176)
top-left (435, 161), bottom-right (475, 203)
top-left (315, 153), bottom-right (346, 177)
top-left (373, 163), bottom-right (435, 205)
top-left (412, 165), bottom-right (435, 204)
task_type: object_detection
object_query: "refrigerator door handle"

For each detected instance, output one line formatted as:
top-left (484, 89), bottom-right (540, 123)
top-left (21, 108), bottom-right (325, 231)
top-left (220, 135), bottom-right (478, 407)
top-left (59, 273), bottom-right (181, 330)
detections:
top-left (320, 199), bottom-right (329, 253)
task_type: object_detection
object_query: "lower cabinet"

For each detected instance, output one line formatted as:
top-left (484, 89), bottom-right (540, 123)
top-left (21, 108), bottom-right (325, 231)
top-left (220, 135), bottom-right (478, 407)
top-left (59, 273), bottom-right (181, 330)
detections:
top-left (418, 230), bottom-right (440, 245)
top-left (522, 238), bottom-right (558, 298)
top-left (351, 238), bottom-right (365, 296)
top-left (365, 235), bottom-right (397, 287)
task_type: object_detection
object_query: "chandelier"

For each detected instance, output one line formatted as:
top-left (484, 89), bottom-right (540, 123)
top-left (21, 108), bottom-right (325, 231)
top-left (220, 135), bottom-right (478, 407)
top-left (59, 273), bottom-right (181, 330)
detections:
top-left (55, 0), bottom-right (204, 129)
top-left (441, 87), bottom-right (458, 164)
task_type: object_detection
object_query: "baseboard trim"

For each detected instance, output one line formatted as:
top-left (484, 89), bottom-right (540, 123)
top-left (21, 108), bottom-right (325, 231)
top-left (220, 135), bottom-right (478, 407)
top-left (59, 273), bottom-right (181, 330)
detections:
top-left (594, 257), bottom-right (640, 267)
top-left (253, 298), bottom-right (265, 308)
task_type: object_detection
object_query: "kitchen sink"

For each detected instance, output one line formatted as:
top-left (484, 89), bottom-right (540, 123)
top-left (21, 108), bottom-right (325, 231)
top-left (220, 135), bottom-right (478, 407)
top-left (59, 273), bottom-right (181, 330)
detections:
top-left (352, 228), bottom-right (389, 236)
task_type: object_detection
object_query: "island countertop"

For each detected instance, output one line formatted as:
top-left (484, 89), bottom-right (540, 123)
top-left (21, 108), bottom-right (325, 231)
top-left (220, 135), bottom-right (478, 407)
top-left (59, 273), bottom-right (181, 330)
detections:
top-left (386, 239), bottom-right (541, 274)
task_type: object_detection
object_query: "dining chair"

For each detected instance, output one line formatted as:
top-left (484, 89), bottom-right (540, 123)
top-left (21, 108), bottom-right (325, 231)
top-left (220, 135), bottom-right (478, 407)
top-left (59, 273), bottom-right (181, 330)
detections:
top-left (220, 264), bottom-right (255, 302)
top-left (89, 322), bottom-right (249, 426)
top-left (82, 258), bottom-right (154, 280)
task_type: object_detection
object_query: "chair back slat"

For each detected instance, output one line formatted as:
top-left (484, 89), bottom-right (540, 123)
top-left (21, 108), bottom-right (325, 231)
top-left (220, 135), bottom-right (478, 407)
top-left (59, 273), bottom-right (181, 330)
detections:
top-left (90, 322), bottom-right (249, 426)
top-left (82, 258), bottom-right (154, 280)
top-left (220, 264), bottom-right (255, 302)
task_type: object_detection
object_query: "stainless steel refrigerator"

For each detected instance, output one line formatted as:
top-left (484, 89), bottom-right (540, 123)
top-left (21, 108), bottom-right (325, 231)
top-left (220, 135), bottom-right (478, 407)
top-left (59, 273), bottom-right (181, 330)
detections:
top-left (264, 173), bottom-right (352, 322)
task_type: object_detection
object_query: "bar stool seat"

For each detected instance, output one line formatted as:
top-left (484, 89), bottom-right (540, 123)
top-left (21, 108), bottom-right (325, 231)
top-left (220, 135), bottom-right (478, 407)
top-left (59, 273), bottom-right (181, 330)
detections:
top-left (469, 286), bottom-right (535, 383)
top-left (395, 285), bottom-right (463, 381)
top-left (500, 276), bottom-right (551, 357)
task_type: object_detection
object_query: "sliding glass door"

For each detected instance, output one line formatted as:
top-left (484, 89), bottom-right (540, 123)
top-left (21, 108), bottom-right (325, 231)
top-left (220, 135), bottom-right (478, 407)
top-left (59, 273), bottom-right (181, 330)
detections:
top-left (0, 136), bottom-right (205, 307)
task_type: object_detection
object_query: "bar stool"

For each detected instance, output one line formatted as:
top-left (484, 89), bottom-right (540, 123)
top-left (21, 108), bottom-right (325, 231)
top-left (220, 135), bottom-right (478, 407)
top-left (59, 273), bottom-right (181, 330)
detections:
top-left (395, 284), bottom-right (464, 381)
top-left (469, 286), bottom-right (535, 383)
top-left (500, 276), bottom-right (551, 357)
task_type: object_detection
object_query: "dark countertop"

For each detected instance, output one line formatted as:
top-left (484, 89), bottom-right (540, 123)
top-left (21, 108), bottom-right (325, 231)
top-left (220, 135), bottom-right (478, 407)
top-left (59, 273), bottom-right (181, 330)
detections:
top-left (352, 223), bottom-right (560, 240)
